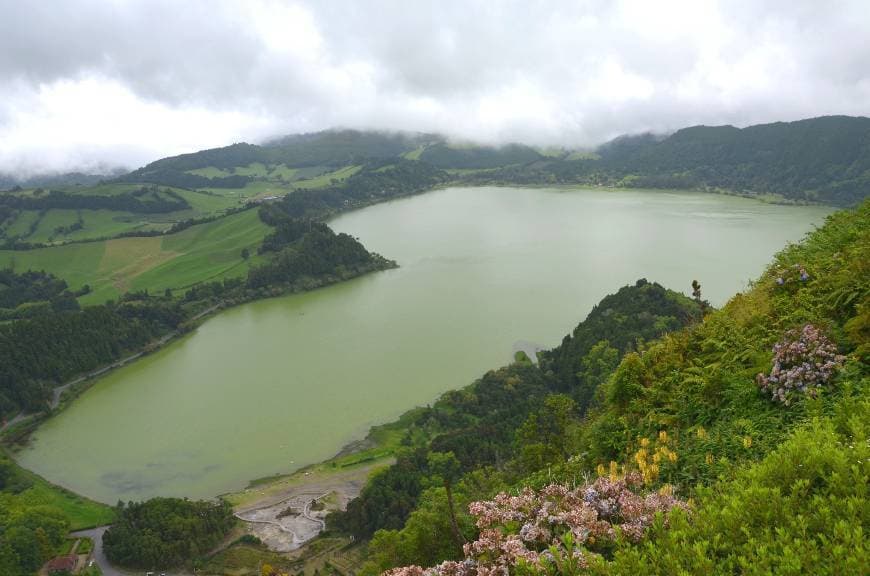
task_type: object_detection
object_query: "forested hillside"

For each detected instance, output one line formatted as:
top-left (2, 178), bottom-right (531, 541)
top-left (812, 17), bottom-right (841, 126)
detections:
top-left (342, 199), bottom-right (868, 574)
top-left (461, 116), bottom-right (870, 206)
top-left (328, 281), bottom-right (704, 549)
top-left (115, 117), bottom-right (870, 207)
top-left (122, 131), bottom-right (435, 189)
top-left (597, 115), bottom-right (870, 206)
top-left (0, 281), bottom-right (185, 418)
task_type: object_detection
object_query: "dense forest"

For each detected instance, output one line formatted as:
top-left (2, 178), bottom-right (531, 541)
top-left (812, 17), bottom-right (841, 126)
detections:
top-left (348, 199), bottom-right (868, 574)
top-left (461, 116), bottom-right (870, 206)
top-left (118, 168), bottom-right (251, 189)
top-left (0, 187), bottom-right (190, 214)
top-left (0, 284), bottom-right (185, 418)
top-left (0, 269), bottom-right (77, 315)
top-left (247, 219), bottom-right (391, 290)
top-left (418, 143), bottom-right (542, 169)
top-left (103, 497), bottom-right (235, 569)
top-left (271, 159), bottom-right (450, 220)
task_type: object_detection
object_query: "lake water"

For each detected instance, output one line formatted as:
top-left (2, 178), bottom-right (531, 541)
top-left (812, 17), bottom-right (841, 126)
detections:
top-left (16, 187), bottom-right (832, 503)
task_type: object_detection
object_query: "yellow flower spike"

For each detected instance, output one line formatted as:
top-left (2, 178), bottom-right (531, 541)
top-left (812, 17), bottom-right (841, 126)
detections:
top-left (696, 427), bottom-right (707, 440)
top-left (640, 437), bottom-right (650, 448)
top-left (659, 430), bottom-right (668, 444)
top-left (609, 461), bottom-right (618, 480)
top-left (658, 484), bottom-right (673, 497)
top-left (596, 463), bottom-right (606, 477)
top-left (743, 436), bottom-right (753, 448)
top-left (687, 498), bottom-right (696, 508)
top-left (668, 451), bottom-right (678, 463)
top-left (705, 453), bottom-right (714, 464)
top-left (652, 452), bottom-right (662, 464)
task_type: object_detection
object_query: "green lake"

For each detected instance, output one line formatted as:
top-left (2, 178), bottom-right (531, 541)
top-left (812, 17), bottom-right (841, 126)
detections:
top-left (16, 187), bottom-right (833, 503)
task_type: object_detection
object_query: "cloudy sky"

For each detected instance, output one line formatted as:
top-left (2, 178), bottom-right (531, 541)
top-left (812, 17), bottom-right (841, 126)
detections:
top-left (2, 0), bottom-right (869, 175)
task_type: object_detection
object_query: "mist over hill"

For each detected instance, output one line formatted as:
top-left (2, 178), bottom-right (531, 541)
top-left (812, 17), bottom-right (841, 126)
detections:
top-left (99, 115), bottom-right (870, 207)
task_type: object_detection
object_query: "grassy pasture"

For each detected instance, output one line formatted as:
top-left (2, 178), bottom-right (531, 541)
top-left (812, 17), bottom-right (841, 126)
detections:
top-left (403, 145), bottom-right (426, 160)
top-left (291, 164), bottom-right (361, 189)
top-left (1, 183), bottom-right (247, 243)
top-left (270, 164), bottom-right (298, 180)
top-left (232, 162), bottom-right (271, 177)
top-left (28, 209), bottom-right (84, 242)
top-left (188, 162), bottom-right (298, 182)
top-left (0, 208), bottom-right (270, 304)
top-left (3, 209), bottom-right (42, 237)
top-left (188, 166), bottom-right (233, 178)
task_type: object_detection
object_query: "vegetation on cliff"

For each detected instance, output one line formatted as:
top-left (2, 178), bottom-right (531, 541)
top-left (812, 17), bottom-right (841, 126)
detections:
top-left (354, 199), bottom-right (868, 574)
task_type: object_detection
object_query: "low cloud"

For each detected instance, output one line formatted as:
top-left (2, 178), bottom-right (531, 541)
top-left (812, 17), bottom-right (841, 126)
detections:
top-left (1, 0), bottom-right (869, 174)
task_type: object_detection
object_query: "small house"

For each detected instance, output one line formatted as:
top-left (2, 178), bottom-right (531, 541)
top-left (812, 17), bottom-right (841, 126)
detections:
top-left (46, 554), bottom-right (78, 574)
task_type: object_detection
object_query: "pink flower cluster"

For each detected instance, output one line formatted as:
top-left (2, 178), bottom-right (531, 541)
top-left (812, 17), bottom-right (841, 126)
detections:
top-left (756, 324), bottom-right (845, 405)
top-left (384, 473), bottom-right (688, 576)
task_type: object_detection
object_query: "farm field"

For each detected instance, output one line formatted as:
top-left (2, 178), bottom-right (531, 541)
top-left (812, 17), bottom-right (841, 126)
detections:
top-left (0, 185), bottom-right (245, 243)
top-left (0, 208), bottom-right (270, 304)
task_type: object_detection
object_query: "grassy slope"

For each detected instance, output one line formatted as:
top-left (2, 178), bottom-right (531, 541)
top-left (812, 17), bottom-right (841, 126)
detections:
top-left (0, 182), bottom-right (247, 244)
top-left (1, 455), bottom-right (114, 530)
top-left (0, 208), bottom-right (270, 304)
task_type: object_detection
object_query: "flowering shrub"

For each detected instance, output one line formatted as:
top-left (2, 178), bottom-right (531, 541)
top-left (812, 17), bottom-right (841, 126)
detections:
top-left (756, 324), bottom-right (844, 405)
top-left (384, 473), bottom-right (688, 576)
top-left (773, 263), bottom-right (811, 288)
top-left (631, 432), bottom-right (678, 485)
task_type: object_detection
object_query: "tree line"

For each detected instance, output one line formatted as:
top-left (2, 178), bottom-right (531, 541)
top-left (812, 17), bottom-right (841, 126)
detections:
top-left (0, 281), bottom-right (185, 419)
top-left (0, 187), bottom-right (190, 214)
top-left (103, 497), bottom-right (235, 570)
top-left (459, 116), bottom-right (870, 206)
top-left (272, 159), bottom-right (450, 220)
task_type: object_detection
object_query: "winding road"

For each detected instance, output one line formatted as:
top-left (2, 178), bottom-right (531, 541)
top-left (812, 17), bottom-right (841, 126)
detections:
top-left (1, 303), bottom-right (223, 434)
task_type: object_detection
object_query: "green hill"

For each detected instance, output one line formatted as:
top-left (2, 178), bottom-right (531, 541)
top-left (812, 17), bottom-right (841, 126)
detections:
top-left (344, 198), bottom-right (868, 575)
top-left (419, 142), bottom-right (543, 169)
top-left (598, 115), bottom-right (870, 206)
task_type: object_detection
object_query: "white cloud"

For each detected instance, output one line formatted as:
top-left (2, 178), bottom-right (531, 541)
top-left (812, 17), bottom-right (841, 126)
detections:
top-left (0, 77), bottom-right (272, 175)
top-left (0, 0), bottom-right (868, 174)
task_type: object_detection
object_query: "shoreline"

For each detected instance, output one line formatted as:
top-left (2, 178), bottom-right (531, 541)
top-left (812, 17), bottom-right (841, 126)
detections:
top-left (1, 182), bottom-right (835, 527)
top-left (0, 259), bottom-right (396, 447)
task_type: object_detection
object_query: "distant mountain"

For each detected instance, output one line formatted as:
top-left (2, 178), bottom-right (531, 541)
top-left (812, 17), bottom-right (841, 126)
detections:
top-left (596, 115), bottom-right (870, 205)
top-left (418, 142), bottom-right (543, 169)
top-left (125, 130), bottom-right (427, 175)
top-left (116, 116), bottom-right (870, 206)
top-left (0, 169), bottom-right (126, 191)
